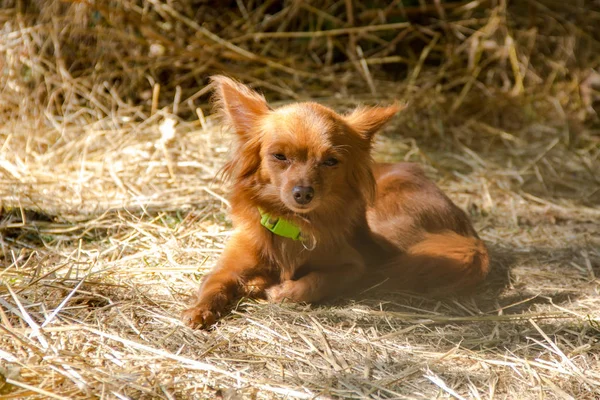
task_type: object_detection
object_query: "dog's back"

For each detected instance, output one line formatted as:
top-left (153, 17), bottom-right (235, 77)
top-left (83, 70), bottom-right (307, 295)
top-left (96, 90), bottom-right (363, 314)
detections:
top-left (362, 162), bottom-right (489, 293)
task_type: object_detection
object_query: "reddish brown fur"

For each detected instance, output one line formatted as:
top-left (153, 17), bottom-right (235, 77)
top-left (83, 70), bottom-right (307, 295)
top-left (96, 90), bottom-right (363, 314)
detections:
top-left (182, 76), bottom-right (490, 328)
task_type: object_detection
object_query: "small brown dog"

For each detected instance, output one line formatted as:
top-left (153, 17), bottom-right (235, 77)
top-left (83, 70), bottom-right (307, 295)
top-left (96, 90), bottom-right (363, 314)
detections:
top-left (182, 76), bottom-right (489, 328)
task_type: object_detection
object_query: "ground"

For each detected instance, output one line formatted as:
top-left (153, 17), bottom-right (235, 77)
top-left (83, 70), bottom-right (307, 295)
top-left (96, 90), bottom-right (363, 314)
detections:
top-left (1, 103), bottom-right (599, 399)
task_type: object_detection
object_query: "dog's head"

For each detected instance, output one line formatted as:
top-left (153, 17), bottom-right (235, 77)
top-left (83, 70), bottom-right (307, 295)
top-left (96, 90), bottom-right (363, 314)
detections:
top-left (212, 76), bottom-right (401, 216)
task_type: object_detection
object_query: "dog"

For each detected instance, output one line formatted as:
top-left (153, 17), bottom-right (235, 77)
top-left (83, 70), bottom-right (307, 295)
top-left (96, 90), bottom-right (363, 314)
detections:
top-left (182, 76), bottom-right (489, 328)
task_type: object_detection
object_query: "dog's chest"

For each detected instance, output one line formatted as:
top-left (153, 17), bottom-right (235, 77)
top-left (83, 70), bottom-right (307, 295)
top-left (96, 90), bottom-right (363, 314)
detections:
top-left (268, 238), bottom-right (310, 280)
top-left (268, 233), bottom-right (346, 281)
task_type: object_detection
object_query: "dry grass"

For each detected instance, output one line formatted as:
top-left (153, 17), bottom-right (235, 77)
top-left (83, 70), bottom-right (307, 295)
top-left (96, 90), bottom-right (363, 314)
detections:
top-left (1, 0), bottom-right (600, 399)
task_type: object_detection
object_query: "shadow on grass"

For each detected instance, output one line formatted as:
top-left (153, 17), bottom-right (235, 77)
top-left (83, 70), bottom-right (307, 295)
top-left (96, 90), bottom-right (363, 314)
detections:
top-left (342, 241), bottom-right (597, 318)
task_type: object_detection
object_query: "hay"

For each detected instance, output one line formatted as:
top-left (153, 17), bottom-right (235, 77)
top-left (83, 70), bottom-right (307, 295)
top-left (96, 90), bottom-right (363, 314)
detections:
top-left (1, 0), bottom-right (600, 399)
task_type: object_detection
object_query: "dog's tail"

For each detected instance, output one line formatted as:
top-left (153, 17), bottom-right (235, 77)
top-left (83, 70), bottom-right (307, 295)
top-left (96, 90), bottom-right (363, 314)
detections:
top-left (379, 231), bottom-right (490, 294)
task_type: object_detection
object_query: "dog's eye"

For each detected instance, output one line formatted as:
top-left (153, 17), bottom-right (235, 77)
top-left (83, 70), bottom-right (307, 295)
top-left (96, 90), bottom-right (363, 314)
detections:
top-left (273, 153), bottom-right (287, 161)
top-left (322, 157), bottom-right (338, 167)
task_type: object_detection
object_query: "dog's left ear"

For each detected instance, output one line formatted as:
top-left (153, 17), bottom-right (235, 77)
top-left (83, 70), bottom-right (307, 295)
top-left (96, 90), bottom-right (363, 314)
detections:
top-left (344, 103), bottom-right (403, 141)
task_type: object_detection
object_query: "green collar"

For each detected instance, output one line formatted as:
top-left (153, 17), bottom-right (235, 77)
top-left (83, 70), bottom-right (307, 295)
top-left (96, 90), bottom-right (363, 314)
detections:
top-left (258, 208), bottom-right (302, 241)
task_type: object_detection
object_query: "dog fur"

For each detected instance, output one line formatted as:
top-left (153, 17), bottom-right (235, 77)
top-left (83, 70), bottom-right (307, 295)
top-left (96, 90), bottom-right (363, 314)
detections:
top-left (181, 76), bottom-right (489, 328)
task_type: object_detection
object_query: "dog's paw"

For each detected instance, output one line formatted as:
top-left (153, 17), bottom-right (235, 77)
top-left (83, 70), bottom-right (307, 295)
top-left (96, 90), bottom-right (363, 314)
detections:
top-left (181, 305), bottom-right (217, 329)
top-left (266, 280), bottom-right (304, 303)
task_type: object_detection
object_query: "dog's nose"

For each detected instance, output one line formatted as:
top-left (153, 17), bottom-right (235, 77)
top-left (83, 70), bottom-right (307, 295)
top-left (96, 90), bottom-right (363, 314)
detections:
top-left (292, 186), bottom-right (314, 205)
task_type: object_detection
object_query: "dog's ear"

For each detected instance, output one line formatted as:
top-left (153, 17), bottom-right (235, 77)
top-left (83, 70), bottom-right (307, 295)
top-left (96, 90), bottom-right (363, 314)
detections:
top-left (344, 103), bottom-right (403, 141)
top-left (211, 75), bottom-right (269, 136)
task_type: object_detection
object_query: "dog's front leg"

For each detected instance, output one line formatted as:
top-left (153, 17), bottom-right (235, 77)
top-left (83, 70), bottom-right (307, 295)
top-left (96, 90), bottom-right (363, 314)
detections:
top-left (266, 247), bottom-right (365, 303)
top-left (182, 234), bottom-right (268, 328)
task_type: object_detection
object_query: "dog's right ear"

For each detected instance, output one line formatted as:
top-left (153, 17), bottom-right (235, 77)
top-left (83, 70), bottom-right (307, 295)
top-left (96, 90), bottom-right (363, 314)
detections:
top-left (344, 103), bottom-right (402, 143)
top-left (211, 75), bottom-right (269, 136)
